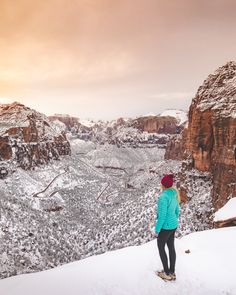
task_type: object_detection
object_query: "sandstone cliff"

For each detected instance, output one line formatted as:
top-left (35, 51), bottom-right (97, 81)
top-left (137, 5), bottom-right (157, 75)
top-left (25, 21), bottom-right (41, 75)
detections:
top-left (166, 61), bottom-right (236, 209)
top-left (0, 102), bottom-right (71, 172)
top-left (49, 112), bottom-right (187, 147)
top-left (165, 128), bottom-right (188, 160)
top-left (132, 115), bottom-right (182, 134)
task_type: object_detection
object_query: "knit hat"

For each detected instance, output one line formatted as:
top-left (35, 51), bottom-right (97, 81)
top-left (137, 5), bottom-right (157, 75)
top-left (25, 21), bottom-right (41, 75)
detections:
top-left (161, 174), bottom-right (174, 188)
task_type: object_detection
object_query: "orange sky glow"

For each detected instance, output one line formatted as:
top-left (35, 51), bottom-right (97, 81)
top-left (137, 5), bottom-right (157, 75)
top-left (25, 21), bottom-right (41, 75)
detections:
top-left (0, 0), bottom-right (236, 119)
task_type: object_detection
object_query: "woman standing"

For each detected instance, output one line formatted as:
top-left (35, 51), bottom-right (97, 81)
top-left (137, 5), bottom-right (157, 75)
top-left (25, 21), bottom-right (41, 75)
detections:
top-left (155, 174), bottom-right (180, 281)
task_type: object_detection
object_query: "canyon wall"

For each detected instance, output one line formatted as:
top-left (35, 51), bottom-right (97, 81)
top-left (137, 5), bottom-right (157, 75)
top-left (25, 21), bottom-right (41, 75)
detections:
top-left (0, 102), bottom-right (71, 172)
top-left (166, 61), bottom-right (236, 208)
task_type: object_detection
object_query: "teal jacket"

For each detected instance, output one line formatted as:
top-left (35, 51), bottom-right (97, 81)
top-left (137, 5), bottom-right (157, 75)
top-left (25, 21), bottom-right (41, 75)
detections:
top-left (155, 188), bottom-right (180, 233)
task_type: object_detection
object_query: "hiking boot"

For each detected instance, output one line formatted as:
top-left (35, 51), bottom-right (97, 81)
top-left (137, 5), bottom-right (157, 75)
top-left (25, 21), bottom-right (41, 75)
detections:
top-left (169, 273), bottom-right (176, 280)
top-left (156, 271), bottom-right (172, 281)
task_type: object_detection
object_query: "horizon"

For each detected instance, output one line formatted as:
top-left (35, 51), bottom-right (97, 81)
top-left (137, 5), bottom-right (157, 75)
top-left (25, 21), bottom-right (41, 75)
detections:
top-left (0, 98), bottom-right (188, 121)
top-left (1, 1), bottom-right (236, 119)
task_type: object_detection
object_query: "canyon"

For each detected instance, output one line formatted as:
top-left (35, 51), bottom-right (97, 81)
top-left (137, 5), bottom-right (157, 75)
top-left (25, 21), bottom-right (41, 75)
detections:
top-left (166, 61), bottom-right (236, 209)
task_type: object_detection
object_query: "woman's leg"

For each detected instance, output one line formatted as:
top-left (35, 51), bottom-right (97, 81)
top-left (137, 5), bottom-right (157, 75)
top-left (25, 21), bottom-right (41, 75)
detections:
top-left (157, 230), bottom-right (170, 274)
top-left (167, 229), bottom-right (176, 274)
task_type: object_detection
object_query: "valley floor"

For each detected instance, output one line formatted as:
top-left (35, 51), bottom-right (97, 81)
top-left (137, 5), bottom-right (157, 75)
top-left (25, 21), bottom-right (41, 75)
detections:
top-left (0, 140), bottom-right (213, 278)
top-left (0, 227), bottom-right (235, 295)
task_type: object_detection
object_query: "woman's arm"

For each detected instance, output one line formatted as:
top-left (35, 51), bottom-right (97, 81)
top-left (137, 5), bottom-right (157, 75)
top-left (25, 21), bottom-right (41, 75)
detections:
top-left (175, 188), bottom-right (181, 218)
top-left (155, 195), bottom-right (168, 233)
top-left (175, 202), bottom-right (180, 218)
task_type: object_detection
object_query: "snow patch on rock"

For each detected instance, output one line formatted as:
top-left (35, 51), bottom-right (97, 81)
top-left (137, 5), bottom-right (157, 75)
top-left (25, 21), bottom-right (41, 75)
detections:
top-left (214, 197), bottom-right (236, 222)
top-left (160, 109), bottom-right (188, 125)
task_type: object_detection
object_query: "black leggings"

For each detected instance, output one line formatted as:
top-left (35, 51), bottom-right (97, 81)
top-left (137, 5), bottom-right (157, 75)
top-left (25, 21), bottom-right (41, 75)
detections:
top-left (157, 229), bottom-right (176, 274)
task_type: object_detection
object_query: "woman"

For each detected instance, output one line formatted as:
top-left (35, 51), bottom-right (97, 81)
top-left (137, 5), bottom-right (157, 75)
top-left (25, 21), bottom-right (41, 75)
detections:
top-left (155, 174), bottom-right (180, 281)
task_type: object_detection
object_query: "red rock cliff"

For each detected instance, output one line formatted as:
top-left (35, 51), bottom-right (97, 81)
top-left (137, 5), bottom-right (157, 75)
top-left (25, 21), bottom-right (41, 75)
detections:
top-left (132, 115), bottom-right (181, 134)
top-left (0, 102), bottom-right (71, 172)
top-left (166, 61), bottom-right (236, 209)
top-left (187, 62), bottom-right (236, 208)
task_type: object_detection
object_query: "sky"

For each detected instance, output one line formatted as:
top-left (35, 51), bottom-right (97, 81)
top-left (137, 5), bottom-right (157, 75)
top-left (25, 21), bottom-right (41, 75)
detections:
top-left (0, 0), bottom-right (236, 120)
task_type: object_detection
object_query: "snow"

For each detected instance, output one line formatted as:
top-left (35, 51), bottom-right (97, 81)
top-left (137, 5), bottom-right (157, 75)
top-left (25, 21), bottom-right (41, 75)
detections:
top-left (53, 114), bottom-right (71, 118)
top-left (51, 119), bottom-right (67, 133)
top-left (0, 102), bottom-right (63, 138)
top-left (214, 197), bottom-right (236, 222)
top-left (0, 227), bottom-right (235, 295)
top-left (194, 61), bottom-right (236, 117)
top-left (79, 119), bottom-right (96, 128)
top-left (70, 138), bottom-right (96, 154)
top-left (0, 138), bottom-right (213, 279)
top-left (160, 109), bottom-right (188, 125)
top-left (139, 110), bottom-right (188, 125)
top-left (142, 112), bottom-right (157, 117)
top-left (0, 102), bottom-right (29, 135)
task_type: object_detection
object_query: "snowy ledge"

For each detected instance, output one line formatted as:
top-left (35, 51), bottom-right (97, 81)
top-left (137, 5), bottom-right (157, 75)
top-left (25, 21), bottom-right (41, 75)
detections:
top-left (0, 227), bottom-right (236, 295)
top-left (214, 197), bottom-right (236, 222)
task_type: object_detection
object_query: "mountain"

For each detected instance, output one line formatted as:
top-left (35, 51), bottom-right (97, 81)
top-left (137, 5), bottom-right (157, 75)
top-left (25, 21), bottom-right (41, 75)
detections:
top-left (49, 110), bottom-right (187, 147)
top-left (48, 114), bottom-right (80, 130)
top-left (160, 109), bottom-right (188, 126)
top-left (0, 102), bottom-right (71, 172)
top-left (0, 136), bottom-right (213, 279)
top-left (0, 227), bottom-right (235, 295)
top-left (0, 104), bottom-right (213, 280)
top-left (165, 61), bottom-right (236, 209)
top-left (131, 115), bottom-right (180, 134)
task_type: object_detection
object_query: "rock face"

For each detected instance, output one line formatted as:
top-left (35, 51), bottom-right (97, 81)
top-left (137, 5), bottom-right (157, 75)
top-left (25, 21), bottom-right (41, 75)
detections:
top-left (166, 61), bottom-right (236, 209)
top-left (165, 128), bottom-right (188, 160)
top-left (214, 217), bottom-right (236, 228)
top-left (49, 114), bottom-right (79, 130)
top-left (186, 61), bottom-right (236, 208)
top-left (213, 198), bottom-right (236, 228)
top-left (0, 102), bottom-right (71, 171)
top-left (49, 112), bottom-right (187, 147)
top-left (132, 115), bottom-right (181, 134)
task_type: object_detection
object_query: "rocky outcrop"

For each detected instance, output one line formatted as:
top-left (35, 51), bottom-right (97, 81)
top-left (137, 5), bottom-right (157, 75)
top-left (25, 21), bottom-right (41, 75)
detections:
top-left (132, 115), bottom-right (181, 134)
top-left (53, 112), bottom-right (186, 147)
top-left (0, 102), bottom-right (71, 171)
top-left (49, 114), bottom-right (79, 130)
top-left (214, 217), bottom-right (236, 228)
top-left (166, 61), bottom-right (236, 209)
top-left (165, 128), bottom-right (188, 160)
top-left (186, 61), bottom-right (236, 208)
top-left (213, 197), bottom-right (236, 228)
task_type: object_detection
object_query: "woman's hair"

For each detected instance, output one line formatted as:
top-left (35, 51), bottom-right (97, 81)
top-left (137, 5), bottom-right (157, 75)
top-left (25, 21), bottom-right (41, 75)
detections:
top-left (176, 188), bottom-right (181, 203)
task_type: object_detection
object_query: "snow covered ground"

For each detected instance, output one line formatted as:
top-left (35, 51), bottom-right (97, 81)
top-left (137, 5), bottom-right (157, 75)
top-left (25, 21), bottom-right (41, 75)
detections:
top-left (0, 139), bottom-right (213, 279)
top-left (0, 227), bottom-right (235, 295)
top-left (214, 197), bottom-right (236, 221)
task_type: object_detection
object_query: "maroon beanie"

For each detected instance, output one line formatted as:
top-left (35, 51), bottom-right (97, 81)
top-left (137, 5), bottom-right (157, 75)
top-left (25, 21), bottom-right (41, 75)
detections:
top-left (161, 174), bottom-right (174, 188)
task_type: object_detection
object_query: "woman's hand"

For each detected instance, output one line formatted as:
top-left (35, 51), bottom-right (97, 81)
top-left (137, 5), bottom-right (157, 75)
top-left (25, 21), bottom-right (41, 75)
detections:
top-left (154, 233), bottom-right (159, 238)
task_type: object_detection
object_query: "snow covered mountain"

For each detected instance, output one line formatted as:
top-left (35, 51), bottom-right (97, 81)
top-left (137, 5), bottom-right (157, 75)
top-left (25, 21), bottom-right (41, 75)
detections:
top-left (50, 110), bottom-right (187, 148)
top-left (0, 227), bottom-right (235, 295)
top-left (165, 61), bottom-right (236, 209)
top-left (0, 102), bottom-right (219, 283)
top-left (160, 109), bottom-right (188, 126)
top-left (0, 102), bottom-right (71, 171)
top-left (0, 138), bottom-right (213, 279)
